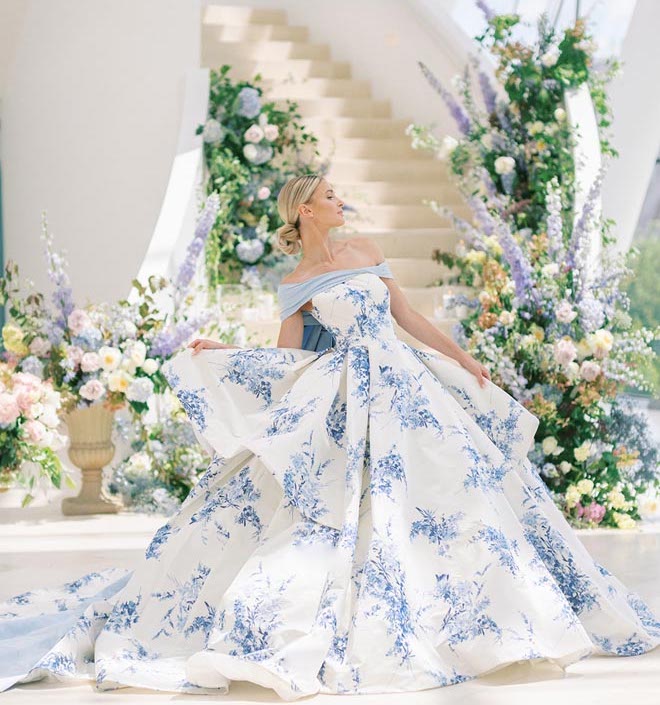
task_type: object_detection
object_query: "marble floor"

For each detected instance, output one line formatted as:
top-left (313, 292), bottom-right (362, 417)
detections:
top-left (1, 499), bottom-right (659, 705)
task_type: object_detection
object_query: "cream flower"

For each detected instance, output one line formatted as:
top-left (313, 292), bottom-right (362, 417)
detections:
top-left (494, 156), bottom-right (515, 174)
top-left (565, 485), bottom-right (581, 508)
top-left (574, 441), bottom-right (594, 463)
top-left (99, 346), bottom-right (122, 371)
top-left (576, 478), bottom-right (594, 495)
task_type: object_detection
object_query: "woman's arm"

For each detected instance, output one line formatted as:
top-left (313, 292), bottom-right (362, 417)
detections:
top-left (276, 309), bottom-right (304, 348)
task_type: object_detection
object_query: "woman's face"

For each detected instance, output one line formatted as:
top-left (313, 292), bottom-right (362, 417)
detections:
top-left (302, 180), bottom-right (345, 228)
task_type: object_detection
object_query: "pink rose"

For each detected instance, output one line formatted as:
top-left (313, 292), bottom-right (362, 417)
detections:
top-left (0, 393), bottom-right (20, 425)
top-left (67, 309), bottom-right (92, 335)
top-left (65, 345), bottom-right (84, 366)
top-left (79, 379), bottom-right (105, 401)
top-left (579, 360), bottom-right (601, 382)
top-left (81, 352), bottom-right (101, 373)
top-left (554, 338), bottom-right (577, 367)
top-left (23, 419), bottom-right (46, 445)
top-left (263, 124), bottom-right (279, 141)
top-left (257, 186), bottom-right (271, 200)
top-left (14, 387), bottom-right (40, 413)
top-left (29, 337), bottom-right (51, 356)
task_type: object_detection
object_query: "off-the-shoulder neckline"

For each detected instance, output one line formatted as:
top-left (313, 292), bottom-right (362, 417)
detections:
top-left (278, 261), bottom-right (389, 288)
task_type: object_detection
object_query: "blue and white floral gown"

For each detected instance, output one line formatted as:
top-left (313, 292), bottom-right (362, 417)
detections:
top-left (1, 261), bottom-right (659, 700)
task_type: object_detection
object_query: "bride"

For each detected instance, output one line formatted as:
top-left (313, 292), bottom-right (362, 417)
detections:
top-left (1, 173), bottom-right (658, 700)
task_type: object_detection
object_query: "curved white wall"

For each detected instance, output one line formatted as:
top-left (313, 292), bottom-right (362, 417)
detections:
top-left (601, 0), bottom-right (660, 253)
top-left (0, 0), bottom-right (201, 304)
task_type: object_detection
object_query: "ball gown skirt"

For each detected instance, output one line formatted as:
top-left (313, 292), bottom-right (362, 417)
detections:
top-left (1, 263), bottom-right (659, 701)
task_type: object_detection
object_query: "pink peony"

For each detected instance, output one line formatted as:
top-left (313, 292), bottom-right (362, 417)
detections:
top-left (14, 387), bottom-right (40, 413)
top-left (582, 502), bottom-right (606, 524)
top-left (79, 379), bottom-right (105, 401)
top-left (0, 393), bottom-right (20, 425)
top-left (81, 352), bottom-right (101, 373)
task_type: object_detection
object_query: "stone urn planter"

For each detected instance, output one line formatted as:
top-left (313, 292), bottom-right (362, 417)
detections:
top-left (61, 403), bottom-right (122, 515)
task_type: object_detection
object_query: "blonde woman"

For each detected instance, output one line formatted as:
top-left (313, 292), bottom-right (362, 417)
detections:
top-left (3, 174), bottom-right (659, 699)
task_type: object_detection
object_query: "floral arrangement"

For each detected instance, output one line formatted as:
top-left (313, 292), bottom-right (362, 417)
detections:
top-left (409, 2), bottom-right (659, 529)
top-left (199, 65), bottom-right (328, 290)
top-left (0, 362), bottom-right (72, 505)
top-left (107, 403), bottom-right (210, 515)
top-left (0, 192), bottom-right (229, 501)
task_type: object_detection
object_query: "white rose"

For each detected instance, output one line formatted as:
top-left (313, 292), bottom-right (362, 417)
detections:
top-left (244, 124), bottom-right (265, 143)
top-left (243, 144), bottom-right (258, 161)
top-left (141, 358), bottom-right (159, 375)
top-left (38, 405), bottom-right (60, 429)
top-left (494, 156), bottom-right (515, 175)
top-left (438, 135), bottom-right (458, 160)
top-left (542, 262), bottom-right (559, 278)
top-left (556, 300), bottom-right (577, 324)
top-left (559, 461), bottom-right (572, 474)
top-left (99, 346), bottom-right (121, 371)
top-left (542, 436), bottom-right (559, 455)
top-left (554, 107), bottom-right (566, 122)
top-left (127, 451), bottom-right (153, 476)
top-left (541, 47), bottom-right (560, 67)
top-left (499, 310), bottom-right (516, 326)
top-left (565, 485), bottom-right (581, 508)
top-left (128, 341), bottom-right (147, 366)
top-left (80, 352), bottom-right (101, 373)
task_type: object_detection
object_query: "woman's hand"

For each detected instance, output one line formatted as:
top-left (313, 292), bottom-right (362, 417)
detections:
top-left (458, 352), bottom-right (491, 388)
top-left (188, 338), bottom-right (242, 356)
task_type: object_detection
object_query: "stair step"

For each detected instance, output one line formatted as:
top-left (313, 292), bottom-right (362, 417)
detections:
top-left (204, 39), bottom-right (332, 62)
top-left (327, 158), bottom-right (453, 181)
top-left (213, 58), bottom-right (351, 80)
top-left (204, 6), bottom-right (289, 27)
top-left (272, 97), bottom-right (391, 119)
top-left (330, 180), bottom-right (461, 204)
top-left (301, 116), bottom-right (412, 138)
top-left (203, 24), bottom-right (309, 43)
top-left (259, 77), bottom-right (372, 99)
top-left (314, 136), bottom-right (438, 160)
top-left (344, 204), bottom-right (470, 229)
top-left (332, 228), bottom-right (460, 258)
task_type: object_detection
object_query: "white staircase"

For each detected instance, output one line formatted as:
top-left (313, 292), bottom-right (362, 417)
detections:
top-left (202, 4), bottom-right (471, 352)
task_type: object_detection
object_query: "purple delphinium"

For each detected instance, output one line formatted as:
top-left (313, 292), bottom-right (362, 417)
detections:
top-left (545, 178), bottom-right (565, 262)
top-left (496, 222), bottom-right (542, 310)
top-left (41, 225), bottom-right (75, 335)
top-left (478, 71), bottom-right (497, 115)
top-left (175, 192), bottom-right (221, 291)
top-left (417, 61), bottom-right (472, 136)
top-left (476, 0), bottom-right (495, 21)
top-left (565, 170), bottom-right (604, 301)
top-left (148, 310), bottom-right (215, 359)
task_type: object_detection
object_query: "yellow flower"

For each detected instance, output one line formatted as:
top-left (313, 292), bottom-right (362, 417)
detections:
top-left (531, 325), bottom-right (545, 343)
top-left (465, 250), bottom-right (488, 265)
top-left (2, 324), bottom-right (29, 356)
top-left (576, 478), bottom-right (594, 495)
top-left (573, 441), bottom-right (593, 463)
top-left (613, 512), bottom-right (636, 530)
top-left (607, 489), bottom-right (628, 510)
top-left (565, 485), bottom-right (581, 509)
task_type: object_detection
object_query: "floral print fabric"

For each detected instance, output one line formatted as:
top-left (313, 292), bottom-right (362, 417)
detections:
top-left (1, 270), bottom-right (659, 699)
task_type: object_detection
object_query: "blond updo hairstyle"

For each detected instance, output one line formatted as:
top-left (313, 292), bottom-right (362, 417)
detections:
top-left (275, 173), bottom-right (323, 256)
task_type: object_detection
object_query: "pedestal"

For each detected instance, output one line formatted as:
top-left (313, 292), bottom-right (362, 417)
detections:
top-left (61, 403), bottom-right (122, 515)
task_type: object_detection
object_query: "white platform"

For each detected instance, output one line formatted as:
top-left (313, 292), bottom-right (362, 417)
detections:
top-left (1, 501), bottom-right (659, 705)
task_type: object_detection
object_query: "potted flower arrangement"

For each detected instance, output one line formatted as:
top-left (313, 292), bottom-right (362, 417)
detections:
top-left (0, 192), bottom-right (224, 513)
